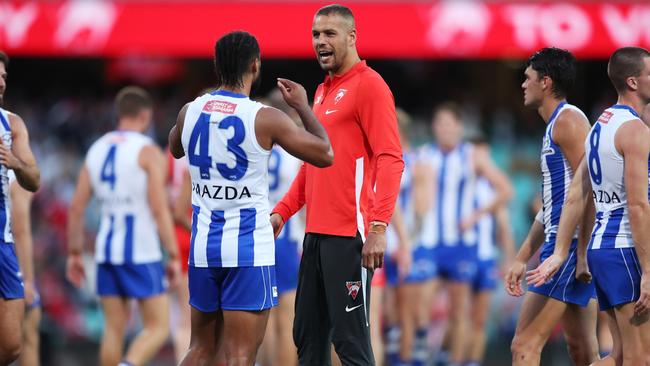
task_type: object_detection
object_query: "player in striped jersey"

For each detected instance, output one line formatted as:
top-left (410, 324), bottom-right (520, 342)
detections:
top-left (168, 31), bottom-right (332, 366)
top-left (0, 51), bottom-right (40, 365)
top-left (505, 48), bottom-right (599, 366)
top-left (419, 103), bottom-right (512, 366)
top-left (67, 87), bottom-right (181, 366)
top-left (530, 47), bottom-right (650, 365)
top-left (463, 140), bottom-right (515, 366)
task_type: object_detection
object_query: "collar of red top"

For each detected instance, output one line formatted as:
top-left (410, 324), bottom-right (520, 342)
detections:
top-left (323, 60), bottom-right (367, 87)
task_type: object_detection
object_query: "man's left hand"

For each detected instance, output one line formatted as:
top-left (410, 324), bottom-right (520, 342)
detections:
top-left (362, 232), bottom-right (386, 270)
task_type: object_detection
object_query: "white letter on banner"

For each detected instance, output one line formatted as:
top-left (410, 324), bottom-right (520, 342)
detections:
top-left (503, 5), bottom-right (540, 50)
top-left (540, 4), bottom-right (592, 50)
top-left (425, 1), bottom-right (492, 55)
top-left (55, 1), bottom-right (117, 51)
top-left (602, 4), bottom-right (641, 45)
top-left (0, 3), bottom-right (38, 48)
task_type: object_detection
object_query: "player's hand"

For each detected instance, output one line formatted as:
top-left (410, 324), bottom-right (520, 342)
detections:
top-left (460, 211), bottom-right (480, 232)
top-left (526, 253), bottom-right (566, 287)
top-left (396, 241), bottom-right (412, 280)
top-left (276, 78), bottom-right (308, 110)
top-left (635, 273), bottom-right (650, 317)
top-left (505, 259), bottom-right (526, 297)
top-left (23, 280), bottom-right (35, 306)
top-left (0, 140), bottom-right (22, 170)
top-left (362, 232), bottom-right (386, 270)
top-left (66, 253), bottom-right (86, 288)
top-left (165, 258), bottom-right (182, 289)
top-left (575, 256), bottom-right (592, 284)
top-left (270, 213), bottom-right (285, 240)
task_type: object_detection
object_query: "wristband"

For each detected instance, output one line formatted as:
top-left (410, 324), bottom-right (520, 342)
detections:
top-left (369, 221), bottom-right (387, 234)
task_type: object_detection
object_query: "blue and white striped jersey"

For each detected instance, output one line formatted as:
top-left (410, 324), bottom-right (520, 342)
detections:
top-left (586, 105), bottom-right (642, 250)
top-left (540, 102), bottom-right (586, 242)
top-left (475, 177), bottom-right (496, 261)
top-left (268, 146), bottom-right (304, 245)
top-left (418, 142), bottom-right (477, 248)
top-left (182, 90), bottom-right (274, 268)
top-left (85, 131), bottom-right (162, 264)
top-left (0, 108), bottom-right (12, 244)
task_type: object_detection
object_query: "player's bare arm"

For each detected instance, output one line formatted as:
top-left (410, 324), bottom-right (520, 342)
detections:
top-left (554, 109), bottom-right (594, 270)
top-left (465, 149), bottom-right (513, 230)
top-left (10, 180), bottom-right (35, 304)
top-left (495, 206), bottom-right (516, 275)
top-left (3, 113), bottom-right (39, 192)
top-left (526, 159), bottom-right (592, 286)
top-left (412, 160), bottom-right (433, 235)
top-left (256, 78), bottom-right (333, 167)
top-left (617, 119), bottom-right (650, 316)
top-left (169, 103), bottom-right (189, 159)
top-left (390, 203), bottom-right (412, 278)
top-left (140, 144), bottom-right (181, 288)
top-left (66, 166), bottom-right (93, 288)
top-left (173, 171), bottom-right (192, 231)
top-left (505, 214), bottom-right (545, 297)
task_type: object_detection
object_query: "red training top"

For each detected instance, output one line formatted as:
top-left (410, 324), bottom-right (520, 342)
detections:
top-left (273, 60), bottom-right (404, 237)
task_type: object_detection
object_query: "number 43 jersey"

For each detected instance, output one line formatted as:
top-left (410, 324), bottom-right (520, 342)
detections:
top-left (181, 90), bottom-right (274, 268)
top-left (86, 131), bottom-right (162, 265)
top-left (586, 105), bottom-right (642, 250)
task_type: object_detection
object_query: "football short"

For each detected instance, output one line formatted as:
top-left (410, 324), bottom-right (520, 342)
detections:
top-left (0, 243), bottom-right (23, 299)
top-left (385, 246), bottom-right (437, 286)
top-left (275, 236), bottom-right (299, 296)
top-left (528, 238), bottom-right (595, 307)
top-left (472, 259), bottom-right (498, 292)
top-left (175, 224), bottom-right (191, 273)
top-left (188, 265), bottom-right (278, 312)
top-left (588, 247), bottom-right (641, 311)
top-left (97, 261), bottom-right (166, 299)
top-left (433, 245), bottom-right (477, 283)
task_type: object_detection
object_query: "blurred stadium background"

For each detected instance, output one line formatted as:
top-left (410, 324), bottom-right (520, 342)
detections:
top-left (1, 0), bottom-right (649, 365)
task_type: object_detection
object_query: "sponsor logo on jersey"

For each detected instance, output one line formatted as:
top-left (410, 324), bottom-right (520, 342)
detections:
top-left (597, 111), bottom-right (613, 124)
top-left (193, 183), bottom-right (252, 200)
top-left (541, 135), bottom-right (554, 155)
top-left (592, 189), bottom-right (622, 204)
top-left (203, 100), bottom-right (237, 114)
top-left (346, 280), bottom-right (362, 300)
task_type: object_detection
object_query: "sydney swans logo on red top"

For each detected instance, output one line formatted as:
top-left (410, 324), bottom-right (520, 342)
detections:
top-left (203, 100), bottom-right (237, 114)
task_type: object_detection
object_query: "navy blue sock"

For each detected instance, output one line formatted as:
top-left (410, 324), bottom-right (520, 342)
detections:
top-left (385, 325), bottom-right (401, 366)
top-left (412, 328), bottom-right (429, 366)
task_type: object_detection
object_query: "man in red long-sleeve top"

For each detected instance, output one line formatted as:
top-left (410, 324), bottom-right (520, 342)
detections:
top-left (270, 4), bottom-right (404, 365)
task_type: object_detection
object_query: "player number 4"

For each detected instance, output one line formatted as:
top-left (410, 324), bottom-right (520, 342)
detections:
top-left (101, 144), bottom-right (117, 190)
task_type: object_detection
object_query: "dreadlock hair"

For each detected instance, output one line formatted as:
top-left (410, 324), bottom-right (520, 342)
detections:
top-left (214, 31), bottom-right (260, 89)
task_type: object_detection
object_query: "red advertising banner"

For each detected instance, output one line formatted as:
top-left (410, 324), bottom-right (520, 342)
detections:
top-left (0, 1), bottom-right (649, 59)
